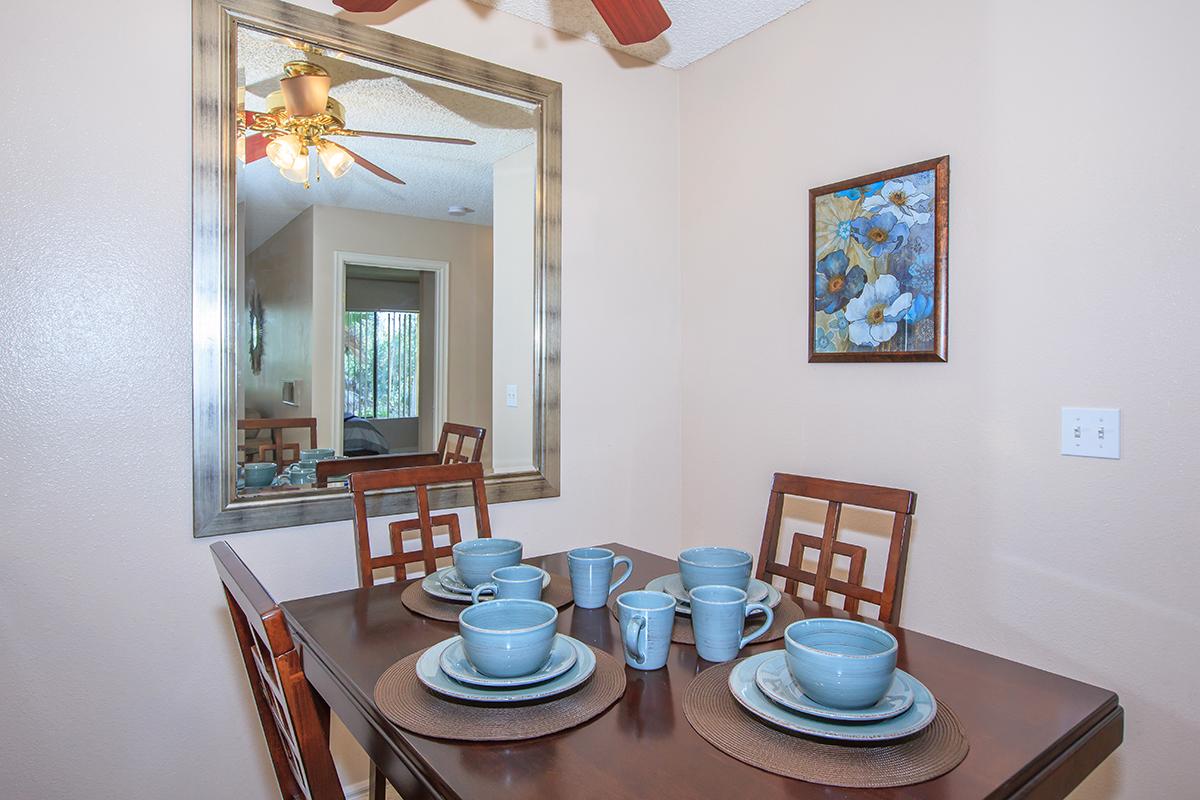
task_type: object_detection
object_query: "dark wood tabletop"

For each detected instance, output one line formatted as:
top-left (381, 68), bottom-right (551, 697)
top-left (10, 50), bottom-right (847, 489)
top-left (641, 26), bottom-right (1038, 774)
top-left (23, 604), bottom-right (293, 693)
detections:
top-left (281, 544), bottom-right (1122, 800)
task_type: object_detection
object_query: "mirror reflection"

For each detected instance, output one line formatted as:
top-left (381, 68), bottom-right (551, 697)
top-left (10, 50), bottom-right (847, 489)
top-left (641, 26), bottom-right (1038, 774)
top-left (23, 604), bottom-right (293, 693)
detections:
top-left (233, 24), bottom-right (538, 498)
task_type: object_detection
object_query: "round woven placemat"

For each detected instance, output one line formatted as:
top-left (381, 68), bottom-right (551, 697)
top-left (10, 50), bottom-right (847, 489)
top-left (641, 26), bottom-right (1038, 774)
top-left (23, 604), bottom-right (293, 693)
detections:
top-left (373, 645), bottom-right (625, 741)
top-left (608, 596), bottom-right (805, 645)
top-left (683, 660), bottom-right (968, 788)
top-left (401, 572), bottom-right (573, 622)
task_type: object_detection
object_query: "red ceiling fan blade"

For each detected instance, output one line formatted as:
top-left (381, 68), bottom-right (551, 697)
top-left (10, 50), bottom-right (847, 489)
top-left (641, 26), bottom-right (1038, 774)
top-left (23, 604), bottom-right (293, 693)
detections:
top-left (334, 129), bottom-right (476, 146)
top-left (590, 0), bottom-right (671, 45)
top-left (332, 0), bottom-right (401, 12)
top-left (335, 143), bottom-right (406, 185)
top-left (244, 133), bottom-right (269, 163)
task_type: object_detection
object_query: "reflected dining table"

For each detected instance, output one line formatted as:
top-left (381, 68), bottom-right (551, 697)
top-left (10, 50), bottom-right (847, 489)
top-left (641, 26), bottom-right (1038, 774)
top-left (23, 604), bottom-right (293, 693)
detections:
top-left (280, 543), bottom-right (1123, 800)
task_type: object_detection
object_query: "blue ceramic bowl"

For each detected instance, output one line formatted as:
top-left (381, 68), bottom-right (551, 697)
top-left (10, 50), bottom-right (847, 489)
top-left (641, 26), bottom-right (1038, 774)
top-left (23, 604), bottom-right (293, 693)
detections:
top-left (783, 618), bottom-right (898, 709)
top-left (678, 546), bottom-right (753, 591)
top-left (300, 448), bottom-right (335, 462)
top-left (452, 539), bottom-right (523, 587)
top-left (458, 599), bottom-right (558, 678)
top-left (243, 462), bottom-right (277, 487)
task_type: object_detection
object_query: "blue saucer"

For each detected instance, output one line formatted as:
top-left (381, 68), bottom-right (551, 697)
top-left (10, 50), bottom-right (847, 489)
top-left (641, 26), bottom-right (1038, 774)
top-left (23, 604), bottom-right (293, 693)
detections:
top-left (439, 565), bottom-right (551, 595)
top-left (420, 568), bottom-right (471, 603)
top-left (439, 634), bottom-right (577, 688)
top-left (416, 635), bottom-right (595, 703)
top-left (646, 574), bottom-right (781, 617)
top-left (728, 652), bottom-right (937, 742)
top-left (754, 651), bottom-right (917, 722)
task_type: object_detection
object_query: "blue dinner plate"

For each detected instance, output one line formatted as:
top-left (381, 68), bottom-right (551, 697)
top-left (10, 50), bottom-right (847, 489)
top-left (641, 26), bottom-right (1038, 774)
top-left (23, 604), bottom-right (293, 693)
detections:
top-left (728, 652), bottom-right (937, 742)
top-left (421, 568), bottom-right (472, 603)
top-left (438, 634), bottom-right (578, 688)
top-left (646, 574), bottom-right (780, 616)
top-left (438, 565), bottom-right (552, 596)
top-left (754, 651), bottom-right (917, 722)
top-left (416, 635), bottom-right (596, 703)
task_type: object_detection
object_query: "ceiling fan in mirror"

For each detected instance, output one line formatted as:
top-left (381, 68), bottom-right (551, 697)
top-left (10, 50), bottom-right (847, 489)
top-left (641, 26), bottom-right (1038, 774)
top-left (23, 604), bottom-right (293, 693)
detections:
top-left (331, 0), bottom-right (672, 46)
top-left (239, 61), bottom-right (476, 188)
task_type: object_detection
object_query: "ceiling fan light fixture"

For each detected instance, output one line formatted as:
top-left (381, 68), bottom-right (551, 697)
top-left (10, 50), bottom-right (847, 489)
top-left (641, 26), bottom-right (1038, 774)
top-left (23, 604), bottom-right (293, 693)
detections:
top-left (266, 134), bottom-right (303, 169)
top-left (279, 150), bottom-right (310, 183)
top-left (318, 142), bottom-right (355, 179)
top-left (447, 206), bottom-right (475, 216)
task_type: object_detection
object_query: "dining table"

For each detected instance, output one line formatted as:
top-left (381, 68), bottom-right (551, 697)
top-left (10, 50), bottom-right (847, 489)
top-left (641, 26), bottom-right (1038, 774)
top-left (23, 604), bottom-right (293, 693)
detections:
top-left (280, 543), bottom-right (1123, 800)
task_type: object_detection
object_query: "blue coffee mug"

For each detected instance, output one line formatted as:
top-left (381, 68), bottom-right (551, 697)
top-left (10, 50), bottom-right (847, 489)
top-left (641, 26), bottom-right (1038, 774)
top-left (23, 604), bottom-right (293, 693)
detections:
top-left (567, 547), bottom-right (633, 609)
top-left (689, 584), bottom-right (773, 663)
top-left (471, 564), bottom-right (547, 604)
top-left (617, 590), bottom-right (676, 670)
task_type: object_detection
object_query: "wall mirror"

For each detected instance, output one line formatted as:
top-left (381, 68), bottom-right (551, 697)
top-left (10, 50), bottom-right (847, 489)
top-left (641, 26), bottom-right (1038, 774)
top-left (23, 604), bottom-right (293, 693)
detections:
top-left (193, 0), bottom-right (561, 536)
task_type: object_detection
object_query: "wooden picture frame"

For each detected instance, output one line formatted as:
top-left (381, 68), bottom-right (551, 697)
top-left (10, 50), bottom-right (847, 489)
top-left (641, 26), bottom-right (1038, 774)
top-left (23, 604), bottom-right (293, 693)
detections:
top-left (808, 155), bottom-right (949, 363)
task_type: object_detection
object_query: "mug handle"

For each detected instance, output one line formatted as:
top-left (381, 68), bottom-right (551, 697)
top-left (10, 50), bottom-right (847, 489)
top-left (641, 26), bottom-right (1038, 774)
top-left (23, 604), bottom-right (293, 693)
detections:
top-left (608, 556), bottom-right (634, 595)
top-left (471, 582), bottom-right (498, 604)
top-left (739, 603), bottom-right (774, 649)
top-left (624, 614), bottom-right (647, 665)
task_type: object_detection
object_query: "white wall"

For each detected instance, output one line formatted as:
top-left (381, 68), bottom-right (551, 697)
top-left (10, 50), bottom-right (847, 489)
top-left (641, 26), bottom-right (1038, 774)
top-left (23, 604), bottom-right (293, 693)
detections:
top-left (677, 1), bottom-right (1199, 798)
top-left (0, 3), bottom-right (681, 800)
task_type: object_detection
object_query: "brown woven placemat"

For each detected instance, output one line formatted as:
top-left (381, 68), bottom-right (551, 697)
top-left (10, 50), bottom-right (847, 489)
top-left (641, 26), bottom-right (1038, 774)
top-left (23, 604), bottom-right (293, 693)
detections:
top-left (609, 595), bottom-right (805, 645)
top-left (373, 645), bottom-right (625, 741)
top-left (401, 572), bottom-right (573, 622)
top-left (683, 660), bottom-right (968, 788)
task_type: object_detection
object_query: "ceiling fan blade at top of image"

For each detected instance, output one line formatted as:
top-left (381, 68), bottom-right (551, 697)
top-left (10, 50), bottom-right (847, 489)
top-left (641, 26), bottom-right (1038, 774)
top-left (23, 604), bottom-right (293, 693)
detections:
top-left (338, 129), bottom-right (476, 146)
top-left (334, 143), bottom-right (406, 184)
top-left (591, 0), bottom-right (672, 45)
top-left (332, 0), bottom-right (401, 12)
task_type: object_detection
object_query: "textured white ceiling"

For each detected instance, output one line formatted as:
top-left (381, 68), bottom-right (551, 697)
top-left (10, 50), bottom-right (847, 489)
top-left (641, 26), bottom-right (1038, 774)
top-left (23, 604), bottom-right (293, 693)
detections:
top-left (466, 0), bottom-right (813, 69)
top-left (238, 25), bottom-right (535, 251)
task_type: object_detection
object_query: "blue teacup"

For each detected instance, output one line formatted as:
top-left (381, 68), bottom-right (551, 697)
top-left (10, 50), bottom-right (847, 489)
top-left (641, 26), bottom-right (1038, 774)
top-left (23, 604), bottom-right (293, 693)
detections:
top-left (452, 539), bottom-right (523, 588)
top-left (678, 546), bottom-right (753, 592)
top-left (568, 547), bottom-right (633, 609)
top-left (289, 467), bottom-right (316, 486)
top-left (458, 599), bottom-right (558, 678)
top-left (300, 448), bottom-right (335, 461)
top-left (471, 565), bottom-right (547, 604)
top-left (243, 462), bottom-right (277, 487)
top-left (784, 618), bottom-right (898, 709)
top-left (689, 585), bottom-right (773, 663)
top-left (616, 590), bottom-right (676, 670)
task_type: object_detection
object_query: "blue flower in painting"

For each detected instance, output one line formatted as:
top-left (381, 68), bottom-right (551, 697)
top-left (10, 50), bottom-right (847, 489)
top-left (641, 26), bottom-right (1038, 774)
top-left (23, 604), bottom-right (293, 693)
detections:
top-left (863, 178), bottom-right (931, 226)
top-left (845, 274), bottom-right (913, 347)
top-left (829, 310), bottom-right (849, 333)
top-left (814, 327), bottom-right (835, 352)
top-left (904, 293), bottom-right (934, 324)
top-left (849, 214), bottom-right (909, 258)
top-left (834, 181), bottom-right (884, 201)
top-left (814, 250), bottom-right (867, 314)
top-left (904, 252), bottom-right (936, 293)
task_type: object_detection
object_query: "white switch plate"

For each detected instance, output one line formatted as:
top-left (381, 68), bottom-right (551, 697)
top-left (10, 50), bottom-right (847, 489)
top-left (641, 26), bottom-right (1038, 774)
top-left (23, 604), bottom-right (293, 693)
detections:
top-left (1060, 408), bottom-right (1120, 459)
top-left (505, 384), bottom-right (518, 408)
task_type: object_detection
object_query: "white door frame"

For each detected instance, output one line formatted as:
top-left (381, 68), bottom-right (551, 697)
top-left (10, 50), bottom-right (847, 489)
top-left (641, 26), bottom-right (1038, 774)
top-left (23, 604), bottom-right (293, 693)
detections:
top-left (331, 251), bottom-right (449, 453)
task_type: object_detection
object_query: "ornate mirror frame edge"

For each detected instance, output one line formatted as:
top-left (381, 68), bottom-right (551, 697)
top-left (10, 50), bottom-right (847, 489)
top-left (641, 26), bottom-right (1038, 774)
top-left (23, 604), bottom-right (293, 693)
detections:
top-left (192, 0), bottom-right (562, 537)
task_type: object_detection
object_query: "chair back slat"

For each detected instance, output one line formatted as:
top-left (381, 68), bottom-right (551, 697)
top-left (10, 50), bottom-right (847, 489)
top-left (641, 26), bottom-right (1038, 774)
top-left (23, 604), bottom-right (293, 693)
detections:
top-left (238, 417), bottom-right (318, 465)
top-left (314, 452), bottom-right (441, 488)
top-left (349, 461), bottom-right (492, 587)
top-left (437, 422), bottom-right (486, 465)
top-left (757, 473), bottom-right (916, 624)
top-left (212, 542), bottom-right (346, 800)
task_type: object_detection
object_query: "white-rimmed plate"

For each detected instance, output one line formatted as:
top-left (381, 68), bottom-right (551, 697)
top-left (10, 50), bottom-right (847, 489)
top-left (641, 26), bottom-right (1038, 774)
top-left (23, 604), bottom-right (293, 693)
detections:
top-left (438, 634), bottom-right (577, 688)
top-left (416, 635), bottom-right (596, 703)
top-left (754, 650), bottom-right (917, 722)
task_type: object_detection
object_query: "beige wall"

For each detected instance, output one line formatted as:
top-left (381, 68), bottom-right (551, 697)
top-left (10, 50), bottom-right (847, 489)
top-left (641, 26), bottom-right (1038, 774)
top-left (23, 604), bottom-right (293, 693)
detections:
top-left (0, 3), bottom-right (682, 799)
top-left (678, 1), bottom-right (1200, 798)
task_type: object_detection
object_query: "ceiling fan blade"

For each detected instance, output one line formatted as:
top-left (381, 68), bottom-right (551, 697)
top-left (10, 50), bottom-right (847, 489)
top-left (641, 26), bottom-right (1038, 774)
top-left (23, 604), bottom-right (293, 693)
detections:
top-left (332, 0), bottom-right (401, 11)
top-left (590, 0), bottom-right (672, 45)
top-left (335, 143), bottom-right (406, 185)
top-left (244, 133), bottom-right (270, 163)
top-left (335, 129), bottom-right (476, 146)
top-left (280, 72), bottom-right (332, 116)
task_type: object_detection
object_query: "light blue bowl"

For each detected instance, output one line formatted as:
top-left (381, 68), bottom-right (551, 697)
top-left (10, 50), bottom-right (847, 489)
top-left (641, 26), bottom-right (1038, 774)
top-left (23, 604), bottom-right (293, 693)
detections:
top-left (678, 546), bottom-right (753, 591)
top-left (300, 448), bottom-right (335, 462)
top-left (458, 599), bottom-right (558, 678)
top-left (452, 539), bottom-right (523, 587)
top-left (784, 618), bottom-right (898, 709)
top-left (243, 462), bottom-right (277, 487)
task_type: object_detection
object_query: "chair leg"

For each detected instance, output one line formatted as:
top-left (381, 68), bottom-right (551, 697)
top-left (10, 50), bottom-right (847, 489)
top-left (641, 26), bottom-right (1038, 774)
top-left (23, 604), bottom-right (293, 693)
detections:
top-left (369, 764), bottom-right (387, 800)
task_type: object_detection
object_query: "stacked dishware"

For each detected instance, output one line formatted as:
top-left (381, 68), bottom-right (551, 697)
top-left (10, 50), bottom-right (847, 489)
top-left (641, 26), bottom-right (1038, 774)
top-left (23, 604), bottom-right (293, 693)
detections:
top-left (420, 539), bottom-right (551, 604)
top-left (281, 448), bottom-right (337, 486)
top-left (727, 618), bottom-right (938, 742)
top-left (646, 546), bottom-right (784, 621)
top-left (415, 599), bottom-right (596, 703)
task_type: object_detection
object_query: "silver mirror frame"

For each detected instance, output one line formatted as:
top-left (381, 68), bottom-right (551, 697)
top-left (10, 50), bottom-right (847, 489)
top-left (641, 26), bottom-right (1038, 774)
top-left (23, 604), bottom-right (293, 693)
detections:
top-left (192, 0), bottom-right (561, 537)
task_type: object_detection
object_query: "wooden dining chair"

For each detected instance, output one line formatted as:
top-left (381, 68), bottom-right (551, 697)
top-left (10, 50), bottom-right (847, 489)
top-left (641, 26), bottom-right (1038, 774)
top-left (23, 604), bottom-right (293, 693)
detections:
top-left (211, 541), bottom-right (346, 800)
top-left (349, 461), bottom-right (492, 588)
top-left (238, 417), bottom-right (318, 464)
top-left (756, 473), bottom-right (917, 625)
top-left (436, 422), bottom-right (486, 464)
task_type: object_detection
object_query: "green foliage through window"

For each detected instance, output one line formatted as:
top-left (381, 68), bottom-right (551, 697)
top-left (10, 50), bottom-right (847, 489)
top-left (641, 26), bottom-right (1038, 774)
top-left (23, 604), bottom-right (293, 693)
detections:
top-left (344, 310), bottom-right (419, 418)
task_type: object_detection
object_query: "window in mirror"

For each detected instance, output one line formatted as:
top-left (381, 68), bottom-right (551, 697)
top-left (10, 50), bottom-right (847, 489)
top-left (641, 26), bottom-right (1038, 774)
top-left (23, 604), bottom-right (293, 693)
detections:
top-left (343, 310), bottom-right (421, 420)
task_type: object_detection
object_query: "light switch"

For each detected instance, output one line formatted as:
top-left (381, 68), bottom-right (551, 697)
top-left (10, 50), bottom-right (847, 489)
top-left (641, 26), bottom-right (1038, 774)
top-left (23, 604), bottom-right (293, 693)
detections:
top-left (1060, 408), bottom-right (1120, 459)
top-left (505, 384), bottom-right (518, 408)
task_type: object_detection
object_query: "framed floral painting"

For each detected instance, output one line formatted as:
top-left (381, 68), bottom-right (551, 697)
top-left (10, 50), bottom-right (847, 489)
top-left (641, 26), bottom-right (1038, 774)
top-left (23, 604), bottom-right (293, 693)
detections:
top-left (809, 156), bottom-right (948, 362)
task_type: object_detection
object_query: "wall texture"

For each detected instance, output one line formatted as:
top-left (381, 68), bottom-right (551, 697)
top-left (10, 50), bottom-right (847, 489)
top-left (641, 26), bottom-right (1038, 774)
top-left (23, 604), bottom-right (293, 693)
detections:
top-left (0, 2), bottom-right (681, 799)
top-left (678, 1), bottom-right (1199, 798)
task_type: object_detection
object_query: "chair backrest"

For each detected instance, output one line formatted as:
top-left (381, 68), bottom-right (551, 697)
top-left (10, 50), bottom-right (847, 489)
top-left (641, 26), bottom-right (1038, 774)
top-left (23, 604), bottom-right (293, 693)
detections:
top-left (314, 452), bottom-right (441, 488)
top-left (238, 417), bottom-right (319, 464)
top-left (437, 422), bottom-right (486, 465)
top-left (349, 461), bottom-right (492, 587)
top-left (756, 473), bottom-right (917, 625)
top-left (211, 542), bottom-right (345, 800)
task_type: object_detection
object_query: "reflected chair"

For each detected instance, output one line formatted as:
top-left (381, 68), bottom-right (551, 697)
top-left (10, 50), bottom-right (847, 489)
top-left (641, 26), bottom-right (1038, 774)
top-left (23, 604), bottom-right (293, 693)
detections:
top-left (756, 473), bottom-right (917, 624)
top-left (238, 417), bottom-right (318, 465)
top-left (349, 461), bottom-right (492, 587)
top-left (436, 422), bottom-right (486, 464)
top-left (315, 422), bottom-right (488, 488)
top-left (211, 541), bottom-right (346, 800)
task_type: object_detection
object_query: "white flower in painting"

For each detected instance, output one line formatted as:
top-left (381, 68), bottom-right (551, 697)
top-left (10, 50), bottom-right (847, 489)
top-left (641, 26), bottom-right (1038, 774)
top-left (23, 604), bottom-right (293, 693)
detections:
top-left (845, 274), bottom-right (913, 347)
top-left (863, 179), bottom-right (931, 226)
